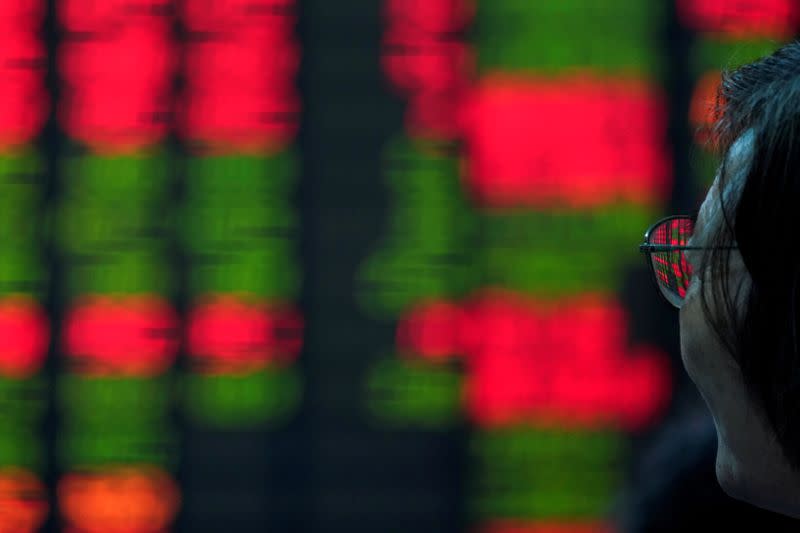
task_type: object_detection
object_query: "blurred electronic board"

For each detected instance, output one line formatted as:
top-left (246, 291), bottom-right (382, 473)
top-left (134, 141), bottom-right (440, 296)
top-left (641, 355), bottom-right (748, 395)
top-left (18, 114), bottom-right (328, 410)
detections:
top-left (0, 1), bottom-right (795, 532)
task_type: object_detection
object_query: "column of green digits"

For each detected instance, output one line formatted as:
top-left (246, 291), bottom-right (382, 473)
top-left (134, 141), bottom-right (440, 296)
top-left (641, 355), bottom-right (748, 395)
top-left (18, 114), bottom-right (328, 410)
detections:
top-left (357, 137), bottom-right (478, 320)
top-left (479, 205), bottom-right (653, 298)
top-left (56, 154), bottom-right (174, 296)
top-left (55, 152), bottom-right (177, 472)
top-left (476, 0), bottom-right (664, 78)
top-left (359, 137), bottom-right (476, 428)
top-left (471, 428), bottom-right (626, 519)
top-left (180, 152), bottom-right (301, 429)
top-left (0, 153), bottom-right (48, 489)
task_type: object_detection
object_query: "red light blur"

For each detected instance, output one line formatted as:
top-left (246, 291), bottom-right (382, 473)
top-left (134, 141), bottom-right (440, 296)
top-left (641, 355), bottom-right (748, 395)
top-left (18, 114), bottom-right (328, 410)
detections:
top-left (383, 31), bottom-right (473, 95)
top-left (63, 295), bottom-right (179, 376)
top-left (58, 1), bottom-right (174, 152)
top-left (0, 296), bottom-right (49, 378)
top-left (689, 70), bottom-right (722, 147)
top-left (382, 32), bottom-right (472, 139)
top-left (677, 0), bottom-right (800, 38)
top-left (384, 0), bottom-right (473, 34)
top-left (398, 291), bottom-right (671, 430)
top-left (382, 0), bottom-right (473, 139)
top-left (461, 74), bottom-right (670, 208)
top-left (181, 0), bottom-right (295, 32)
top-left (0, 1), bottom-right (44, 24)
top-left (0, 0), bottom-right (47, 149)
top-left (58, 467), bottom-right (179, 533)
top-left (187, 295), bottom-right (303, 373)
top-left (0, 468), bottom-right (48, 533)
top-left (59, 0), bottom-right (171, 32)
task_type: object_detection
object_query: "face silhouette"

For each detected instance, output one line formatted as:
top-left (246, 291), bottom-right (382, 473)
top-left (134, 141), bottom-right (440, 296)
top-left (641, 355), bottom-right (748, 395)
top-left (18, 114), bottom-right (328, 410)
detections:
top-left (678, 131), bottom-right (800, 516)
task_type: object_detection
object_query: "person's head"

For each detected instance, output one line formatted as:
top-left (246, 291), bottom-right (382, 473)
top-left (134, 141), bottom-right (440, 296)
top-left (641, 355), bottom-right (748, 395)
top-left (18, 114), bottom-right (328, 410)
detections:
top-left (646, 41), bottom-right (800, 516)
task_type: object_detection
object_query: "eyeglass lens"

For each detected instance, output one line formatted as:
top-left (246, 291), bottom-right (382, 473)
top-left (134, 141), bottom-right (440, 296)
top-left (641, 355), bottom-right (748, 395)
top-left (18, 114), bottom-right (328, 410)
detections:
top-left (648, 218), bottom-right (694, 307)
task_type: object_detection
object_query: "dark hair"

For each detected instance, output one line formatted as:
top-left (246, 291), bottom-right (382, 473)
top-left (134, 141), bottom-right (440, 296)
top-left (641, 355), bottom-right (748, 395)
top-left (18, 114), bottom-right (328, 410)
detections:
top-left (700, 41), bottom-right (800, 470)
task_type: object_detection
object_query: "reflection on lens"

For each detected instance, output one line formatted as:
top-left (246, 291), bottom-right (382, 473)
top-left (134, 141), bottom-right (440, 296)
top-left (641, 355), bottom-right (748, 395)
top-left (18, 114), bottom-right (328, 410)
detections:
top-left (649, 218), bottom-right (693, 306)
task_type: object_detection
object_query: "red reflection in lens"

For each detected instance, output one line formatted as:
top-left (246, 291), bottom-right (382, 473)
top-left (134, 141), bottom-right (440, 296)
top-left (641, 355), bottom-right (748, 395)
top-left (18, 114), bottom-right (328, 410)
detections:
top-left (461, 75), bottom-right (670, 208)
top-left (0, 296), bottom-right (49, 378)
top-left (397, 291), bottom-right (671, 430)
top-left (0, 468), bottom-right (48, 533)
top-left (59, 467), bottom-right (179, 532)
top-left (677, 0), bottom-right (799, 38)
top-left (187, 295), bottom-right (303, 373)
top-left (652, 255), bottom-right (672, 286)
top-left (63, 295), bottom-right (179, 376)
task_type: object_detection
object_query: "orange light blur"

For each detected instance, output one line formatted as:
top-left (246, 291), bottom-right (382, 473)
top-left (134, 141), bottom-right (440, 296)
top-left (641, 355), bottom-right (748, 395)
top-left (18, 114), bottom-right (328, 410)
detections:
top-left (0, 468), bottom-right (48, 533)
top-left (58, 466), bottom-right (180, 533)
top-left (689, 70), bottom-right (723, 148)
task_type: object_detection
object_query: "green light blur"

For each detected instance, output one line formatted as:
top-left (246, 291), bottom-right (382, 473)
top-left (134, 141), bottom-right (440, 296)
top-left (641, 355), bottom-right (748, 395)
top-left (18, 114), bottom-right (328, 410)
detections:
top-left (0, 152), bottom-right (47, 296)
top-left (58, 426), bottom-right (178, 468)
top-left (56, 153), bottom-right (175, 296)
top-left (57, 374), bottom-right (171, 424)
top-left (470, 428), bottom-right (625, 520)
top-left (365, 356), bottom-right (462, 429)
top-left (357, 137), bottom-right (479, 318)
top-left (0, 377), bottom-right (46, 470)
top-left (476, 0), bottom-right (665, 77)
top-left (181, 367), bottom-right (301, 429)
top-left (358, 136), bottom-right (657, 318)
top-left (478, 204), bottom-right (655, 296)
top-left (182, 152), bottom-right (300, 299)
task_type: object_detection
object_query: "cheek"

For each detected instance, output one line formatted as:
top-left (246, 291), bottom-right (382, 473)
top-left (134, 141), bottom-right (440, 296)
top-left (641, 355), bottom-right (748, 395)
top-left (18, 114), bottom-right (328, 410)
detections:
top-left (679, 292), bottom-right (728, 412)
top-left (679, 289), bottom-right (741, 422)
top-left (678, 298), bottom-right (730, 442)
top-left (679, 296), bottom-right (707, 383)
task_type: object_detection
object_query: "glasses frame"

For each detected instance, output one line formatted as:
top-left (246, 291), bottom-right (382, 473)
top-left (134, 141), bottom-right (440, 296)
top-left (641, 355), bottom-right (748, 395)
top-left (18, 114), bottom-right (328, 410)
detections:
top-left (639, 215), bottom-right (736, 308)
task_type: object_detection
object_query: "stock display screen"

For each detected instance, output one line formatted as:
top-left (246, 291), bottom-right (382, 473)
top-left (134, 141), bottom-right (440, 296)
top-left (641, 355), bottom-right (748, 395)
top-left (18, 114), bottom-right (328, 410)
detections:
top-left (0, 1), bottom-right (795, 532)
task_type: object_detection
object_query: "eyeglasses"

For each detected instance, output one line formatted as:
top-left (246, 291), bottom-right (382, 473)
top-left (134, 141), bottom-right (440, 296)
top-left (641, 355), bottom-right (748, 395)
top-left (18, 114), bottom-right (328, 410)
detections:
top-left (640, 215), bottom-right (740, 309)
top-left (639, 215), bottom-right (700, 309)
